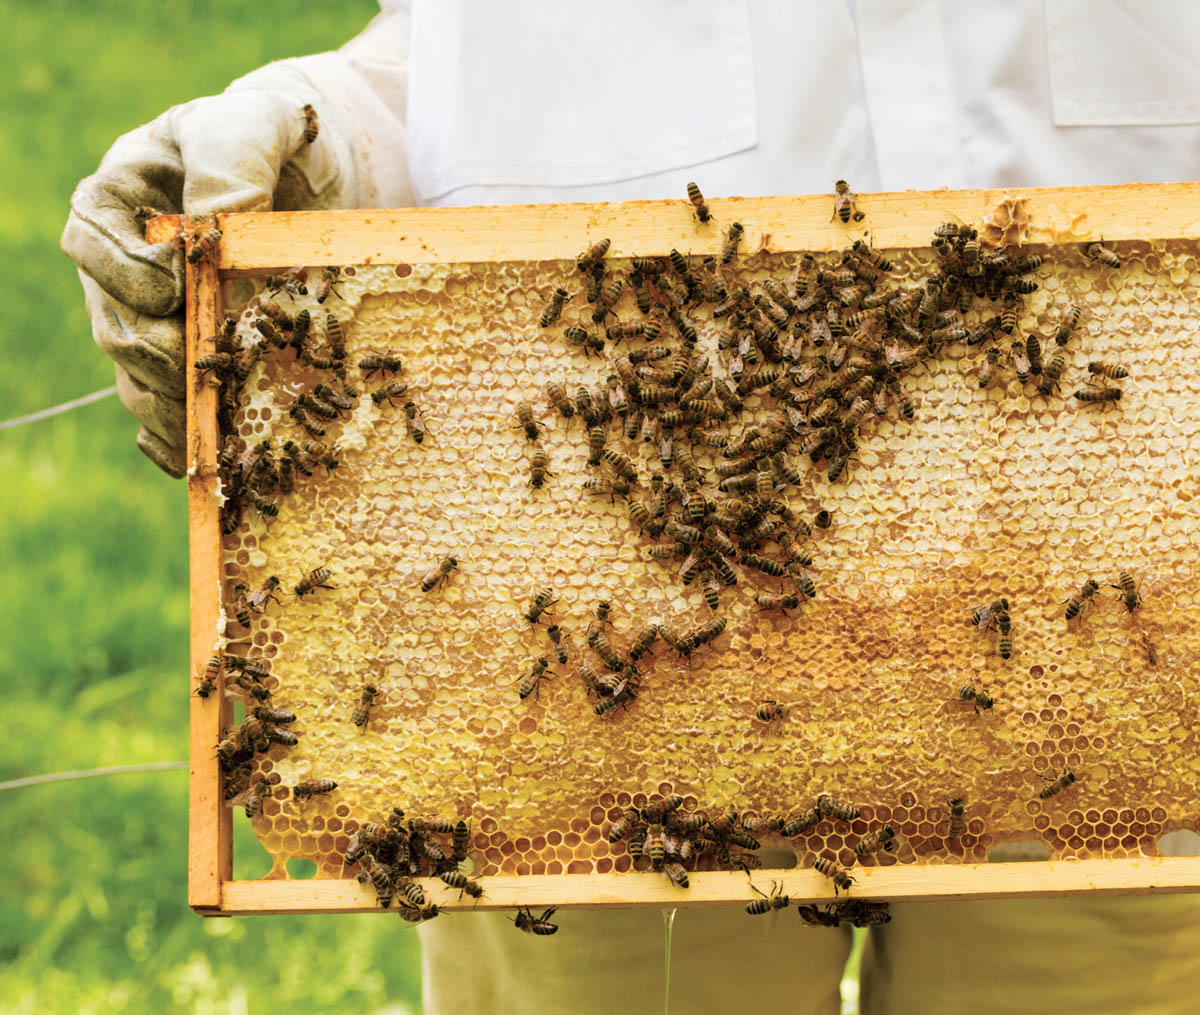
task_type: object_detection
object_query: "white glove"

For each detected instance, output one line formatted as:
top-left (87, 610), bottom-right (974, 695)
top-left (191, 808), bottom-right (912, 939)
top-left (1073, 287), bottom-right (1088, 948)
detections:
top-left (61, 11), bottom-right (411, 476)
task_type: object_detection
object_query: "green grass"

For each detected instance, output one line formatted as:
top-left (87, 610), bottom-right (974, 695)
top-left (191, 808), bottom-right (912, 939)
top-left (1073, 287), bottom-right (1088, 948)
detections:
top-left (0, 2), bottom-right (422, 1011)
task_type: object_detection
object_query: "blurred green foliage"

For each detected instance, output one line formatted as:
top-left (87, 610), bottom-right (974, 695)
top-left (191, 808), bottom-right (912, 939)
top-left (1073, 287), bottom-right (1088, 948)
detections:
top-left (0, 2), bottom-right (421, 1011)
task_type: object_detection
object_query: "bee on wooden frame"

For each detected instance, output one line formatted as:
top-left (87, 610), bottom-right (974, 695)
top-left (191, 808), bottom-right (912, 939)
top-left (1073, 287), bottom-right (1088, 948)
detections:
top-left (746, 881), bottom-right (790, 915)
top-left (832, 180), bottom-right (865, 223)
top-left (687, 181), bottom-right (712, 223)
top-left (512, 906), bottom-right (558, 935)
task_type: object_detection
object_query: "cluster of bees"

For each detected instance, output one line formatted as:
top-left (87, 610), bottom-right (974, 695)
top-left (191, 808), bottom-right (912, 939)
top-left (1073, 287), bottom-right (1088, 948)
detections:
top-left (935, 227), bottom-right (1128, 402)
top-left (527, 184), bottom-right (1096, 647)
top-left (192, 264), bottom-right (427, 534)
top-left (340, 809), bottom-right (477, 923)
top-left (605, 790), bottom-right (899, 913)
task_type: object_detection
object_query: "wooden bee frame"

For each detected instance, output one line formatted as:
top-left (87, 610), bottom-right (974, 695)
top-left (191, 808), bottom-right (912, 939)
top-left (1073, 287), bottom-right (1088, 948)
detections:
top-left (161, 183), bottom-right (1200, 916)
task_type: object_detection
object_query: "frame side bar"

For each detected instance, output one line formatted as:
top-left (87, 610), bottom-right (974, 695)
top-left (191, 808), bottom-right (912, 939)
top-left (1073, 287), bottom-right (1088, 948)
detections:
top-left (183, 216), bottom-right (231, 912)
top-left (208, 182), bottom-right (1200, 270)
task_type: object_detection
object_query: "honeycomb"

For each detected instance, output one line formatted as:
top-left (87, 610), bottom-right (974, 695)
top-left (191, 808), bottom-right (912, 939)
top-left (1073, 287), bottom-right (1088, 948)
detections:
top-left (212, 235), bottom-right (1200, 888)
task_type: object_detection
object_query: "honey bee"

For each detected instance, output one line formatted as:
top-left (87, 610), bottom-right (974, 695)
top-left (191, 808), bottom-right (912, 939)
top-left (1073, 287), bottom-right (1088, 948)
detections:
top-left (1074, 384), bottom-right (1122, 404)
top-left (584, 477), bottom-right (630, 501)
top-left (359, 351), bottom-right (404, 378)
top-left (577, 239), bottom-right (611, 274)
top-left (535, 623), bottom-right (568, 666)
top-left (186, 227), bottom-right (222, 264)
top-left (242, 577), bottom-right (281, 616)
top-left (746, 881), bottom-right (790, 915)
top-left (528, 441), bottom-right (553, 490)
top-left (1065, 578), bottom-right (1100, 621)
top-left (299, 390), bottom-right (340, 420)
top-left (358, 855), bottom-right (394, 908)
top-left (1038, 770), bottom-right (1077, 799)
top-left (1087, 361), bottom-right (1129, 380)
top-left (1054, 305), bottom-right (1082, 346)
top-left (245, 488), bottom-right (278, 519)
top-left (997, 609), bottom-right (1013, 659)
top-left (819, 795), bottom-right (860, 823)
top-left (756, 592), bottom-right (800, 614)
top-left (194, 654), bottom-right (221, 698)
top-left (312, 266), bottom-right (341, 304)
top-left (660, 861), bottom-right (689, 889)
top-left (513, 401), bottom-right (542, 442)
top-left (402, 401), bottom-right (428, 443)
top-left (322, 313), bottom-right (346, 361)
top-left (265, 272), bottom-right (307, 297)
top-left (591, 278), bottom-right (624, 323)
top-left (441, 870), bottom-right (483, 900)
top-left (250, 316), bottom-right (286, 351)
top-left (253, 705), bottom-right (295, 726)
top-left (972, 346), bottom-right (1000, 389)
top-left (563, 326), bottom-right (605, 357)
top-left (285, 568), bottom-right (333, 603)
top-left (1111, 570), bottom-right (1142, 612)
top-left (1025, 333), bottom-right (1044, 376)
top-left (958, 683), bottom-right (994, 713)
top-left (851, 239), bottom-right (892, 272)
top-left (1085, 240), bottom-right (1121, 269)
top-left (525, 587), bottom-right (559, 625)
top-left (193, 351), bottom-right (234, 387)
top-left (685, 617), bottom-right (726, 653)
top-left (832, 179), bottom-right (865, 223)
top-left (265, 724), bottom-right (299, 747)
top-left (970, 597), bottom-right (1008, 630)
top-left (608, 808), bottom-right (638, 842)
top-left (289, 403), bottom-right (326, 437)
top-left (686, 181), bottom-right (712, 223)
top-left (814, 509), bottom-right (832, 529)
top-left (366, 380), bottom-right (409, 408)
top-left (351, 683), bottom-right (379, 728)
top-left (812, 856), bottom-right (855, 895)
top-left (542, 381), bottom-right (575, 422)
top-left (1037, 350), bottom-right (1066, 396)
top-left (587, 627), bottom-right (625, 671)
top-left (601, 449), bottom-right (637, 483)
top-left (300, 103), bottom-right (319, 144)
top-left (415, 556), bottom-right (460, 597)
top-left (586, 426), bottom-right (606, 467)
top-left (585, 265), bottom-right (605, 303)
top-left (720, 222), bottom-right (744, 265)
top-left (540, 287), bottom-right (570, 328)
top-left (293, 778), bottom-right (338, 801)
top-left (779, 809), bottom-right (820, 837)
top-left (238, 776), bottom-right (271, 818)
top-left (854, 824), bottom-right (896, 857)
top-left (998, 294), bottom-right (1019, 335)
top-left (947, 797), bottom-right (966, 838)
top-left (513, 906), bottom-right (559, 935)
top-left (225, 653), bottom-right (270, 682)
top-left (1010, 341), bottom-right (1031, 384)
top-left (755, 699), bottom-right (788, 721)
top-left (518, 657), bottom-right (553, 700)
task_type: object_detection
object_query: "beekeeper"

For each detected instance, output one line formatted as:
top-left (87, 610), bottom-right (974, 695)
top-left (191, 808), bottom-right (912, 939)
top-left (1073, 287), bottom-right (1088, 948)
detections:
top-left (61, 3), bottom-right (1200, 1013)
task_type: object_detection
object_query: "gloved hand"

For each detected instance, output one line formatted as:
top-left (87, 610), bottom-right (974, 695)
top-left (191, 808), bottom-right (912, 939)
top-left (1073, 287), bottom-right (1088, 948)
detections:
top-left (62, 29), bottom-right (412, 476)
